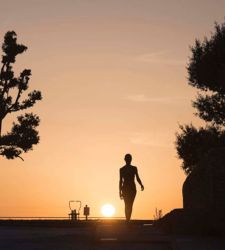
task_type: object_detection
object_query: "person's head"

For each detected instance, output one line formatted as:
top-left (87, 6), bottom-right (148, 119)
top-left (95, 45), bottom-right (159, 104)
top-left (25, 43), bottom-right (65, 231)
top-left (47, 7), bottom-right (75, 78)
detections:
top-left (124, 153), bottom-right (132, 164)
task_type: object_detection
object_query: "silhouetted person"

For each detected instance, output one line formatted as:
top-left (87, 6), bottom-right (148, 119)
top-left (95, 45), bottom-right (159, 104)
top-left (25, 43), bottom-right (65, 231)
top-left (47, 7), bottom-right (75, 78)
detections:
top-left (119, 154), bottom-right (144, 221)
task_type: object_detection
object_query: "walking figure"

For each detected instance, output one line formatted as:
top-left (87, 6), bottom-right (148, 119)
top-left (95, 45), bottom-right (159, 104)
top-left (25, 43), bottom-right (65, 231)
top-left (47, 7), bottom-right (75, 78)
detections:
top-left (119, 154), bottom-right (144, 221)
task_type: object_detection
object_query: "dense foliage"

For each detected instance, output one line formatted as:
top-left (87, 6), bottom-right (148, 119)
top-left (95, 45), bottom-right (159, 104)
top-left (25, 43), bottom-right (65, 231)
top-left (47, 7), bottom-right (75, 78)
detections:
top-left (0, 31), bottom-right (42, 160)
top-left (176, 125), bottom-right (225, 174)
top-left (176, 23), bottom-right (225, 174)
top-left (188, 23), bottom-right (225, 126)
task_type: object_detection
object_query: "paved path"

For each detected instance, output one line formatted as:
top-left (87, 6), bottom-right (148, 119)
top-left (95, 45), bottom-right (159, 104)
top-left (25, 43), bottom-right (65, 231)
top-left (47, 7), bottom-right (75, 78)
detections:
top-left (0, 222), bottom-right (224, 250)
top-left (94, 223), bottom-right (173, 249)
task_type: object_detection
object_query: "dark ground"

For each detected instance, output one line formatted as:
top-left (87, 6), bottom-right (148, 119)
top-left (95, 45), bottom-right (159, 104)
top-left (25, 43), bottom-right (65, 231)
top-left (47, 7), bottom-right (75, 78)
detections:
top-left (0, 220), bottom-right (224, 250)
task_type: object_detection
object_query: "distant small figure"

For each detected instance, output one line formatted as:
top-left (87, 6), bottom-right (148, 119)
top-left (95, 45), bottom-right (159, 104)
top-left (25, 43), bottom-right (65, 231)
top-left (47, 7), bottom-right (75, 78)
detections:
top-left (119, 154), bottom-right (144, 221)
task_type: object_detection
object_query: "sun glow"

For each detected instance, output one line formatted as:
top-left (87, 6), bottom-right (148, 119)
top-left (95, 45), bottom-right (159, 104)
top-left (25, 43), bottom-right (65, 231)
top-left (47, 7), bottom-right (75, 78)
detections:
top-left (101, 204), bottom-right (115, 217)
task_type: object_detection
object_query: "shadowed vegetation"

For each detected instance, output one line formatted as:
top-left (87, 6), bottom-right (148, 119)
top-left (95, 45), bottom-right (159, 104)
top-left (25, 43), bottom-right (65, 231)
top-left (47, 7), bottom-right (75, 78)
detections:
top-left (176, 22), bottom-right (225, 174)
top-left (0, 31), bottom-right (42, 160)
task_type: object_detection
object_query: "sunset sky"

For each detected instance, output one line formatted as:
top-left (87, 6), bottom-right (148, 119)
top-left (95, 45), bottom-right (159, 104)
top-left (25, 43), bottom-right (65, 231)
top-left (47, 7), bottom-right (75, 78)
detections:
top-left (0, 0), bottom-right (225, 219)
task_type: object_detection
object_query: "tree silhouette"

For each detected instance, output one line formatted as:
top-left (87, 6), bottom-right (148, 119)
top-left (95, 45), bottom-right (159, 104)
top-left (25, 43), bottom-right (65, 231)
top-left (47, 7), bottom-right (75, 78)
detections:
top-left (0, 31), bottom-right (42, 160)
top-left (176, 22), bottom-right (225, 174)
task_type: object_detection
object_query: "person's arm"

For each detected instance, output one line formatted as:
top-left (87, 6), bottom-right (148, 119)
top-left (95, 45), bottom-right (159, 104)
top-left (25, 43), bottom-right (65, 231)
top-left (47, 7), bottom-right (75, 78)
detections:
top-left (119, 169), bottom-right (123, 198)
top-left (135, 167), bottom-right (144, 191)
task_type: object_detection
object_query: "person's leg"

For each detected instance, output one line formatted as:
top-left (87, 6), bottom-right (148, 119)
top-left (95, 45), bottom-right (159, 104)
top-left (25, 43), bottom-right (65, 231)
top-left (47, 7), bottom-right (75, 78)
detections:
top-left (126, 203), bottom-right (131, 221)
top-left (125, 191), bottom-right (136, 221)
top-left (123, 195), bottom-right (129, 221)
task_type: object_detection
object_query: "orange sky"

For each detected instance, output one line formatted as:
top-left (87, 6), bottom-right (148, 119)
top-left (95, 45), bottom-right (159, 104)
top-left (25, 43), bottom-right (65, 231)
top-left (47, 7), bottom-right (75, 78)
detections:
top-left (0, 0), bottom-right (225, 219)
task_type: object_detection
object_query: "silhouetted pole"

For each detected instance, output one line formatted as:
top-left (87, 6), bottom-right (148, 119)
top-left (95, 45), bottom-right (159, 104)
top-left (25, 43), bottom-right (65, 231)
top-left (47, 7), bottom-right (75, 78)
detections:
top-left (83, 205), bottom-right (90, 220)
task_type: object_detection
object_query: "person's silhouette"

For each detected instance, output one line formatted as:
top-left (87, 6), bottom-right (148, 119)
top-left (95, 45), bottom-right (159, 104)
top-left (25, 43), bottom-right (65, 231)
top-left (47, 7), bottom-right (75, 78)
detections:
top-left (119, 154), bottom-right (144, 221)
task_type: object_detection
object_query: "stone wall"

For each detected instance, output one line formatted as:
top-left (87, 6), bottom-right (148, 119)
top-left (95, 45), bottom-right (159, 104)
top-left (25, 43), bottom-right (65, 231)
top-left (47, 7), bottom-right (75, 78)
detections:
top-left (183, 148), bottom-right (225, 211)
top-left (157, 148), bottom-right (225, 235)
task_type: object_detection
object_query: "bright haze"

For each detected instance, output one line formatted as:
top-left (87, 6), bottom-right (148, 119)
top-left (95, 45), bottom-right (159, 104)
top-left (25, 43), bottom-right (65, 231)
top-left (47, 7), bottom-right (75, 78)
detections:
top-left (0, 0), bottom-right (224, 219)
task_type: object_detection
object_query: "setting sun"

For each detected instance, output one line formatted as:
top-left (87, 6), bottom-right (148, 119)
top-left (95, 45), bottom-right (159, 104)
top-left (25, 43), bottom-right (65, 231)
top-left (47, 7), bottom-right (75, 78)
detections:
top-left (101, 204), bottom-right (115, 217)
